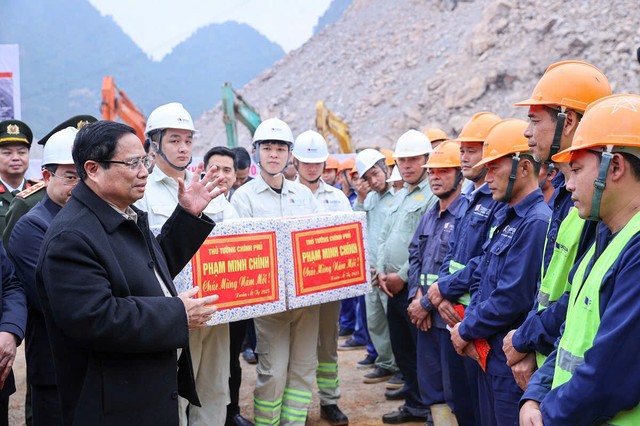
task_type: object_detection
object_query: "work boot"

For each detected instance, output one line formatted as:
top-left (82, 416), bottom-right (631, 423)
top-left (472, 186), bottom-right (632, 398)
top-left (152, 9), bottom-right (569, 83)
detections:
top-left (430, 404), bottom-right (457, 426)
top-left (363, 366), bottom-right (394, 383)
top-left (382, 406), bottom-right (429, 424)
top-left (385, 371), bottom-right (405, 389)
top-left (320, 404), bottom-right (349, 426)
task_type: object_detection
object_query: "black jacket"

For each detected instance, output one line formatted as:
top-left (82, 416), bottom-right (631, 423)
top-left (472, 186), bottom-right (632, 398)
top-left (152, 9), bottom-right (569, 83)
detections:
top-left (36, 181), bottom-right (213, 425)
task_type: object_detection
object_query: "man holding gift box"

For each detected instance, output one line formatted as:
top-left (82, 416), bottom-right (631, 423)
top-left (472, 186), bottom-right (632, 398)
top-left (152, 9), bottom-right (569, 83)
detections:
top-left (232, 118), bottom-right (320, 426)
top-left (292, 130), bottom-right (351, 426)
top-left (36, 120), bottom-right (224, 425)
top-left (135, 102), bottom-right (238, 426)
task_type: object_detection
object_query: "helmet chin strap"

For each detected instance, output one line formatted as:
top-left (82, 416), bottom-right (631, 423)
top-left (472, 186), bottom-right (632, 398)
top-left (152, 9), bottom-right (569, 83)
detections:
top-left (588, 146), bottom-right (614, 222)
top-left (504, 153), bottom-right (522, 203)
top-left (470, 167), bottom-right (487, 183)
top-left (151, 129), bottom-right (192, 172)
top-left (438, 170), bottom-right (464, 199)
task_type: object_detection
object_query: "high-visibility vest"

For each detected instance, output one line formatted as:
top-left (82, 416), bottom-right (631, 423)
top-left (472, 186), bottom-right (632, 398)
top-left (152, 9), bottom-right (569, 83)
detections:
top-left (551, 212), bottom-right (640, 425)
top-left (536, 207), bottom-right (584, 366)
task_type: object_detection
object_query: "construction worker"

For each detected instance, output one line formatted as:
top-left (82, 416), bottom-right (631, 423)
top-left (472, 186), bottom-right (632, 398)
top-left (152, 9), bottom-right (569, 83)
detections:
top-left (322, 156), bottom-right (340, 187)
top-left (231, 118), bottom-right (320, 426)
top-left (135, 102), bottom-right (236, 426)
top-left (405, 141), bottom-right (466, 425)
top-left (336, 158), bottom-right (357, 205)
top-left (449, 119), bottom-right (551, 425)
top-left (519, 93), bottom-right (640, 425)
top-left (425, 112), bottom-right (502, 424)
top-left (537, 162), bottom-right (557, 203)
top-left (376, 129), bottom-right (437, 424)
top-left (291, 130), bottom-right (351, 426)
top-left (387, 165), bottom-right (404, 192)
top-left (502, 61), bottom-right (611, 389)
top-left (352, 149), bottom-right (400, 396)
top-left (0, 120), bottom-right (40, 237)
top-left (7, 118), bottom-right (87, 425)
top-left (424, 128), bottom-right (449, 149)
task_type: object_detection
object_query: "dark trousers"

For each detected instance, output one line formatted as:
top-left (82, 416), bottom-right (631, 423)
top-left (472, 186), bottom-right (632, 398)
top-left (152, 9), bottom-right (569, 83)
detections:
top-left (462, 356), bottom-right (482, 424)
top-left (31, 384), bottom-right (63, 426)
top-left (386, 287), bottom-right (429, 415)
top-left (477, 369), bottom-right (522, 426)
top-left (339, 297), bottom-right (357, 330)
top-left (227, 319), bottom-right (248, 418)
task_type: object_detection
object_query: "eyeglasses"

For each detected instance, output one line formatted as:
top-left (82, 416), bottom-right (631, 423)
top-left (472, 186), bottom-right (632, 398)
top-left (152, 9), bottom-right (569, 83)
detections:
top-left (50, 171), bottom-right (80, 185)
top-left (101, 155), bottom-right (154, 171)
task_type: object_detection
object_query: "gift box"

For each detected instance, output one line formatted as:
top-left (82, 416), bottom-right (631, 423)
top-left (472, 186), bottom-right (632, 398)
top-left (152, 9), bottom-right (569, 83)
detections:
top-left (282, 211), bottom-right (372, 309)
top-left (152, 217), bottom-right (288, 325)
top-left (151, 211), bottom-right (371, 324)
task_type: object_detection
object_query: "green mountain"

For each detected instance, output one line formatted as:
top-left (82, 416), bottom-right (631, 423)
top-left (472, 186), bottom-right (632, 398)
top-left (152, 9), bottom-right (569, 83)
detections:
top-left (1, 0), bottom-right (284, 136)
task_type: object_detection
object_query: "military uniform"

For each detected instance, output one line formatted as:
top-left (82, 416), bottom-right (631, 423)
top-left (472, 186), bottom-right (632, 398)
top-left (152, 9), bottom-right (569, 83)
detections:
top-left (2, 181), bottom-right (45, 248)
top-left (0, 119), bottom-right (35, 239)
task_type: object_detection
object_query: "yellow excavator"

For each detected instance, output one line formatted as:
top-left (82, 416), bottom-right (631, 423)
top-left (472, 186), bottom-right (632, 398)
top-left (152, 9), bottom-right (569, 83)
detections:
top-left (315, 101), bottom-right (354, 153)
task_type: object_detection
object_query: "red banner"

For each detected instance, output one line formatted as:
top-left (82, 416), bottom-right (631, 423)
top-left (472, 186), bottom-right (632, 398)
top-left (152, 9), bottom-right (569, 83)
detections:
top-left (191, 231), bottom-right (279, 309)
top-left (291, 222), bottom-right (366, 296)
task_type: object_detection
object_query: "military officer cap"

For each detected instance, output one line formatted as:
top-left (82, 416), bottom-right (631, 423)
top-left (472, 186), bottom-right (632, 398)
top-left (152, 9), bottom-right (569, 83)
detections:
top-left (0, 119), bottom-right (33, 148)
top-left (38, 115), bottom-right (98, 146)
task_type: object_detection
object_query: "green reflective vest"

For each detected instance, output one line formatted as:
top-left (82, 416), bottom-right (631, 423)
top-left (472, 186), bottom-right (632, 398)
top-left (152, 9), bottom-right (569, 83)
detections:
top-left (536, 207), bottom-right (584, 367)
top-left (552, 212), bottom-right (640, 425)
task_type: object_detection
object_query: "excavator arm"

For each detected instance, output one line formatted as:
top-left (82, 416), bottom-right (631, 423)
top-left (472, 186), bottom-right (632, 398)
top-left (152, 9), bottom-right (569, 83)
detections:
top-left (222, 82), bottom-right (261, 148)
top-left (315, 100), bottom-right (354, 153)
top-left (101, 76), bottom-right (147, 142)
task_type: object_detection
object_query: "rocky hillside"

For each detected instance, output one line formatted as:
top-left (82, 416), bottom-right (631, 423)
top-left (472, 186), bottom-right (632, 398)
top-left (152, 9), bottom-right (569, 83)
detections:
top-left (194, 0), bottom-right (640, 154)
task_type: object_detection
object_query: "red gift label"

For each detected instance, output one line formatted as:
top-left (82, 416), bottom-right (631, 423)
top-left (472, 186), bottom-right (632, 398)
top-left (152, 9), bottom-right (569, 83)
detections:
top-left (291, 222), bottom-right (366, 296)
top-left (191, 231), bottom-right (279, 310)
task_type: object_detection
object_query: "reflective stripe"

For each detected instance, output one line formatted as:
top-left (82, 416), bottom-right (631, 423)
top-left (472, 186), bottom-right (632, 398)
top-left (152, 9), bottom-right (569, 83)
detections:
top-left (449, 260), bottom-right (465, 273)
top-left (537, 290), bottom-right (551, 309)
top-left (254, 397), bottom-right (283, 412)
top-left (316, 362), bottom-right (337, 373)
top-left (317, 377), bottom-right (339, 389)
top-left (457, 293), bottom-right (471, 306)
top-left (283, 387), bottom-right (311, 404)
top-left (282, 406), bottom-right (309, 416)
top-left (420, 273), bottom-right (438, 287)
top-left (556, 347), bottom-right (584, 375)
top-left (254, 416), bottom-right (281, 425)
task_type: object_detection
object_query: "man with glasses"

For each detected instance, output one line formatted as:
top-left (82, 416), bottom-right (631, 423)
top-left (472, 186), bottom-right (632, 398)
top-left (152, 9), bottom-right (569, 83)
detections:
top-left (35, 120), bottom-right (224, 425)
top-left (136, 103), bottom-right (237, 426)
top-left (8, 116), bottom-right (95, 425)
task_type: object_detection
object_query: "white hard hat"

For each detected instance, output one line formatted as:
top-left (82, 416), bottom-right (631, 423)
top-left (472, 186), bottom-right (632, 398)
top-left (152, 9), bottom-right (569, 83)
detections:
top-left (292, 130), bottom-right (329, 163)
top-left (393, 129), bottom-right (432, 158)
top-left (386, 166), bottom-right (402, 183)
top-left (356, 148), bottom-right (385, 176)
top-left (252, 118), bottom-right (294, 147)
top-left (42, 127), bottom-right (76, 166)
top-left (145, 102), bottom-right (196, 137)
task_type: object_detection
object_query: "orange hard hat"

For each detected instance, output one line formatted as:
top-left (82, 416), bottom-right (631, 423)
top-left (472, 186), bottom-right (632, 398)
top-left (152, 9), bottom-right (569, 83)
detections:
top-left (453, 112), bottom-right (502, 143)
top-left (552, 94), bottom-right (640, 163)
top-left (514, 61), bottom-right (611, 113)
top-left (425, 128), bottom-right (448, 143)
top-left (424, 140), bottom-right (461, 168)
top-left (475, 119), bottom-right (530, 168)
top-left (380, 148), bottom-right (396, 166)
top-left (325, 156), bottom-right (339, 170)
top-left (337, 157), bottom-right (356, 174)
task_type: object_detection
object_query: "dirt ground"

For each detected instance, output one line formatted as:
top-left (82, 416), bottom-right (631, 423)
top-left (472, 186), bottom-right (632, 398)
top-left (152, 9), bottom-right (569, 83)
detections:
top-left (9, 336), bottom-right (424, 425)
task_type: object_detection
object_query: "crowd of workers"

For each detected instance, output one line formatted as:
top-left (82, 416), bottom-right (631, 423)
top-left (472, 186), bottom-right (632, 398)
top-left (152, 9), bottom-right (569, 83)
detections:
top-left (0, 58), bottom-right (638, 426)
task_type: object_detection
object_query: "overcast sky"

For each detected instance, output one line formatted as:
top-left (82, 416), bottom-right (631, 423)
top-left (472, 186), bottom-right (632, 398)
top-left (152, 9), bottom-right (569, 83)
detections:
top-left (88, 0), bottom-right (332, 61)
